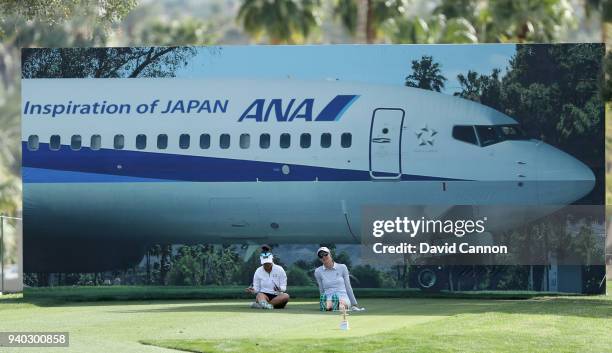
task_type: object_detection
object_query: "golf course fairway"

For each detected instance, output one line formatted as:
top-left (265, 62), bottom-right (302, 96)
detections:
top-left (1, 287), bottom-right (610, 353)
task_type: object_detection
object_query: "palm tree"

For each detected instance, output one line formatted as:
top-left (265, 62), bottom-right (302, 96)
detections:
top-left (0, 91), bottom-right (20, 215)
top-left (404, 55), bottom-right (447, 92)
top-left (237, 0), bottom-right (320, 44)
top-left (583, 0), bottom-right (612, 44)
top-left (389, 14), bottom-right (478, 44)
top-left (437, 0), bottom-right (575, 43)
top-left (333, 0), bottom-right (406, 43)
top-left (454, 70), bottom-right (483, 102)
top-left (484, 0), bottom-right (575, 42)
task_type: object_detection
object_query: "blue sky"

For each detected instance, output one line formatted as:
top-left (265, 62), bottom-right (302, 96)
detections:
top-left (177, 44), bottom-right (517, 95)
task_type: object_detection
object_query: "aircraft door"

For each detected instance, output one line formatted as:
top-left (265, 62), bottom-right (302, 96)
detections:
top-left (369, 108), bottom-right (405, 178)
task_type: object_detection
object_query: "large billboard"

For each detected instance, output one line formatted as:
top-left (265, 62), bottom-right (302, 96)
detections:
top-left (21, 44), bottom-right (606, 293)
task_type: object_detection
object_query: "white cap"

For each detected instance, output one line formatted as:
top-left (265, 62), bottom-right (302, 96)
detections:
top-left (260, 253), bottom-right (274, 264)
top-left (317, 247), bottom-right (331, 256)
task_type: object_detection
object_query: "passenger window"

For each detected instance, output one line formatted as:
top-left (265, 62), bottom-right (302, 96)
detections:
top-left (452, 126), bottom-right (478, 145)
top-left (179, 134), bottom-right (190, 149)
top-left (280, 133), bottom-right (291, 148)
top-left (300, 133), bottom-right (311, 148)
top-left (114, 134), bottom-right (124, 149)
top-left (240, 134), bottom-right (250, 149)
top-left (50, 135), bottom-right (61, 151)
top-left (220, 134), bottom-right (230, 149)
top-left (27, 135), bottom-right (39, 151)
top-left (91, 135), bottom-right (101, 150)
top-left (260, 133), bottom-right (270, 149)
top-left (200, 134), bottom-right (210, 149)
top-left (321, 133), bottom-right (331, 148)
top-left (136, 134), bottom-right (147, 150)
top-left (341, 133), bottom-right (352, 148)
top-left (157, 134), bottom-right (168, 149)
top-left (475, 126), bottom-right (500, 147)
top-left (71, 135), bottom-right (82, 150)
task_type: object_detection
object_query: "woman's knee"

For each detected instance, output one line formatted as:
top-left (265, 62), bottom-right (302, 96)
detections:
top-left (255, 293), bottom-right (267, 302)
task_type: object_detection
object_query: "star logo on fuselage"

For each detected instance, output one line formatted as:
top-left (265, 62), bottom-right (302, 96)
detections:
top-left (415, 125), bottom-right (437, 146)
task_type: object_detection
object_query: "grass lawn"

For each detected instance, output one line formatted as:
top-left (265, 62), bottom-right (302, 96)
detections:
top-left (0, 284), bottom-right (610, 353)
top-left (16, 285), bottom-right (582, 304)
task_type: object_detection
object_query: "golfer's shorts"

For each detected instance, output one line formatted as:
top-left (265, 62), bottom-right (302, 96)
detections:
top-left (262, 292), bottom-right (278, 300)
top-left (320, 293), bottom-right (350, 311)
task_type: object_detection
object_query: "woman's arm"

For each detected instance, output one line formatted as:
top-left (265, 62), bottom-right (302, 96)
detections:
top-left (252, 269), bottom-right (260, 293)
top-left (314, 268), bottom-right (324, 295)
top-left (279, 267), bottom-right (287, 292)
top-left (341, 265), bottom-right (358, 306)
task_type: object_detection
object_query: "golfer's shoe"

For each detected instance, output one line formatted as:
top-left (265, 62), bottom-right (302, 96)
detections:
top-left (250, 301), bottom-right (262, 309)
top-left (259, 301), bottom-right (273, 310)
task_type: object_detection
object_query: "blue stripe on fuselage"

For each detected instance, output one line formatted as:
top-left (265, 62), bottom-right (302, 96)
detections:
top-left (22, 167), bottom-right (172, 183)
top-left (22, 142), bottom-right (468, 183)
top-left (315, 95), bottom-right (359, 122)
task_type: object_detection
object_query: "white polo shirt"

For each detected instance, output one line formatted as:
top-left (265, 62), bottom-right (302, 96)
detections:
top-left (252, 264), bottom-right (287, 295)
top-left (314, 262), bottom-right (358, 306)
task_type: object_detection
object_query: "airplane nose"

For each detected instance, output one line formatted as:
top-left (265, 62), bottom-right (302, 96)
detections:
top-left (537, 143), bottom-right (595, 204)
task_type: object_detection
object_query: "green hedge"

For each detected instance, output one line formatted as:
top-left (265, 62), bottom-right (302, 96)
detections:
top-left (19, 285), bottom-right (584, 305)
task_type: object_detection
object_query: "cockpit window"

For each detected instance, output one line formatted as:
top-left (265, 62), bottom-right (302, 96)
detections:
top-left (475, 124), bottom-right (528, 147)
top-left (475, 126), bottom-right (499, 147)
top-left (452, 126), bottom-right (478, 145)
top-left (498, 124), bottom-right (528, 140)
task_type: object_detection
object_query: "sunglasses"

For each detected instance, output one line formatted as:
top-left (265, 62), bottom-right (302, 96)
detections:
top-left (261, 252), bottom-right (272, 259)
top-left (318, 252), bottom-right (329, 259)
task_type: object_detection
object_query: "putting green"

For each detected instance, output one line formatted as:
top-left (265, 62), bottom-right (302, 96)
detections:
top-left (0, 295), bottom-right (610, 352)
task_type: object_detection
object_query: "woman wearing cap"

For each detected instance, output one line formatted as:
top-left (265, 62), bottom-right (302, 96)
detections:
top-left (245, 252), bottom-right (290, 309)
top-left (314, 247), bottom-right (364, 312)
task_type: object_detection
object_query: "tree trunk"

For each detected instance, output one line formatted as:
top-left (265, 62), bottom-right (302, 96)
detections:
top-left (146, 250), bottom-right (151, 285)
top-left (365, 0), bottom-right (375, 43)
top-left (356, 0), bottom-right (368, 43)
top-left (159, 244), bottom-right (171, 285)
top-left (37, 272), bottom-right (49, 287)
top-left (528, 265), bottom-right (533, 291)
